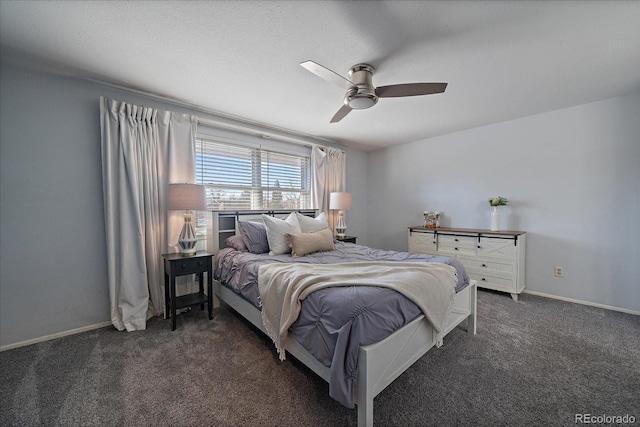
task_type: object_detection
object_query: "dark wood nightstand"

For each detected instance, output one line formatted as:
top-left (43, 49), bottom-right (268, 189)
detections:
top-left (162, 251), bottom-right (213, 331)
top-left (336, 235), bottom-right (357, 244)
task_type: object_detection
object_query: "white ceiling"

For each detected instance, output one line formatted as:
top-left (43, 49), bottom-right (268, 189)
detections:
top-left (1, 1), bottom-right (639, 151)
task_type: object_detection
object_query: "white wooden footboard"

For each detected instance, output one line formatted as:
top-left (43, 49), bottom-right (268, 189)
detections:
top-left (356, 280), bottom-right (477, 427)
top-left (213, 279), bottom-right (477, 427)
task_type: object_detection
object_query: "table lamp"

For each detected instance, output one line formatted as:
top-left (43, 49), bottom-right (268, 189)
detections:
top-left (329, 192), bottom-right (352, 238)
top-left (168, 183), bottom-right (205, 256)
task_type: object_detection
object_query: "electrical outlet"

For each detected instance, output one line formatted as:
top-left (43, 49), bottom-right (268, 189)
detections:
top-left (554, 266), bottom-right (564, 277)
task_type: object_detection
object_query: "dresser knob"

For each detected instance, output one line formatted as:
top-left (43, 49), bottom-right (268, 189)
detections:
top-left (455, 238), bottom-right (459, 242)
top-left (181, 264), bottom-right (187, 269)
top-left (482, 264), bottom-right (487, 267)
top-left (477, 245), bottom-right (481, 249)
top-left (481, 278), bottom-right (486, 281)
top-left (198, 261), bottom-right (203, 266)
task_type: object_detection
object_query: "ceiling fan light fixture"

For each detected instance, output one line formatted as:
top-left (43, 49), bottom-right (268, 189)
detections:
top-left (345, 86), bottom-right (378, 110)
top-left (347, 94), bottom-right (377, 110)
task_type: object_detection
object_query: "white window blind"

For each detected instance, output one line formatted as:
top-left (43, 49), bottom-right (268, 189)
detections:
top-left (195, 137), bottom-right (311, 211)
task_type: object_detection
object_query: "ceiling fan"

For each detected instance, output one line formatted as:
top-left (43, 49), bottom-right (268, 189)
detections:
top-left (300, 60), bottom-right (448, 123)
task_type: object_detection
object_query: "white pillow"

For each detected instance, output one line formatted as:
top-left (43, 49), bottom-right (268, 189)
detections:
top-left (295, 211), bottom-right (330, 233)
top-left (262, 212), bottom-right (302, 255)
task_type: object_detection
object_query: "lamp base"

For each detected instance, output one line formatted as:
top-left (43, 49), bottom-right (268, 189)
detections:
top-left (335, 209), bottom-right (346, 239)
top-left (177, 212), bottom-right (198, 256)
top-left (177, 245), bottom-right (197, 257)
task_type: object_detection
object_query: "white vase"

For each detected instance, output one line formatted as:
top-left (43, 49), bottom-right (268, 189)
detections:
top-left (491, 206), bottom-right (500, 231)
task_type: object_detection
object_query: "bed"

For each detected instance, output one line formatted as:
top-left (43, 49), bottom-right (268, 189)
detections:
top-left (208, 210), bottom-right (477, 427)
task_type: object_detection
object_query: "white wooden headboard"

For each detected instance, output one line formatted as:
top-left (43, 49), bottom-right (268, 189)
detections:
top-left (207, 209), bottom-right (317, 253)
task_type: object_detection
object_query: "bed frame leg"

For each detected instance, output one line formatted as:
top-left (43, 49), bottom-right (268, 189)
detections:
top-left (468, 283), bottom-right (477, 335)
top-left (357, 350), bottom-right (374, 427)
top-left (357, 398), bottom-right (373, 427)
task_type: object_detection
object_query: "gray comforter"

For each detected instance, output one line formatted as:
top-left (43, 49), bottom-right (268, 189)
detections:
top-left (214, 242), bottom-right (469, 408)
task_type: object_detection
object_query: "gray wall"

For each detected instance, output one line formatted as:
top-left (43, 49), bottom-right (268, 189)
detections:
top-left (0, 64), bottom-right (367, 347)
top-left (1, 65), bottom-right (109, 347)
top-left (367, 92), bottom-right (640, 312)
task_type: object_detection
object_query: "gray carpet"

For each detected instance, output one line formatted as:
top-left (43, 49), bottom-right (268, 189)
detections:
top-left (1, 290), bottom-right (638, 426)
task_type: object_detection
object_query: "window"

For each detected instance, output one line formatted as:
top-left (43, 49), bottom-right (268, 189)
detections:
top-left (195, 137), bottom-right (311, 212)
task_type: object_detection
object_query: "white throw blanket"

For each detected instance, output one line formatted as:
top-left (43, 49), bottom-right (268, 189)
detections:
top-left (258, 261), bottom-right (458, 361)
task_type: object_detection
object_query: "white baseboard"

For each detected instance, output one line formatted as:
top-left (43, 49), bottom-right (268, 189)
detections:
top-left (0, 321), bottom-right (112, 352)
top-left (522, 290), bottom-right (640, 316)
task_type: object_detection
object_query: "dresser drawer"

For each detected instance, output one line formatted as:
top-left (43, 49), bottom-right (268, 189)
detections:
top-left (468, 271), bottom-right (517, 294)
top-left (437, 235), bottom-right (476, 256)
top-left (438, 234), bottom-right (476, 247)
top-left (409, 232), bottom-right (437, 253)
top-left (478, 237), bottom-right (517, 260)
top-left (438, 244), bottom-right (474, 256)
top-left (458, 256), bottom-right (516, 275)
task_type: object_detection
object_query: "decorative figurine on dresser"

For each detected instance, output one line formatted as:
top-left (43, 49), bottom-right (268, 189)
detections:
top-left (423, 211), bottom-right (441, 229)
top-left (409, 225), bottom-right (526, 301)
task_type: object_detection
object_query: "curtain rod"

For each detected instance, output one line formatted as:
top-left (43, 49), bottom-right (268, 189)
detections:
top-left (196, 117), bottom-right (344, 153)
top-left (83, 74), bottom-right (344, 152)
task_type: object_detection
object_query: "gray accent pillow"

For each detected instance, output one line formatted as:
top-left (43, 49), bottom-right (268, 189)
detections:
top-left (295, 211), bottom-right (330, 233)
top-left (285, 227), bottom-right (336, 258)
top-left (225, 235), bottom-right (247, 251)
top-left (238, 220), bottom-right (269, 254)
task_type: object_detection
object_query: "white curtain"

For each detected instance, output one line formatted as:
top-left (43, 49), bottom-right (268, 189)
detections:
top-left (100, 96), bottom-right (197, 331)
top-left (311, 146), bottom-right (346, 231)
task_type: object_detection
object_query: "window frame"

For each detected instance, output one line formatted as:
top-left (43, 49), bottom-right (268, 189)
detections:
top-left (194, 135), bottom-right (312, 214)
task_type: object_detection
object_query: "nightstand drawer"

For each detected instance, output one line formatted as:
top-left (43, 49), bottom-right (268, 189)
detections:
top-left (171, 257), bottom-right (209, 275)
top-left (336, 235), bottom-right (357, 244)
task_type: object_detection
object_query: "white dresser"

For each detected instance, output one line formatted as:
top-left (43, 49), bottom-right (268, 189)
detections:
top-left (409, 226), bottom-right (526, 300)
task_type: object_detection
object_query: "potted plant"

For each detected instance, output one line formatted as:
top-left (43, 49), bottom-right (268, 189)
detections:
top-left (488, 197), bottom-right (508, 231)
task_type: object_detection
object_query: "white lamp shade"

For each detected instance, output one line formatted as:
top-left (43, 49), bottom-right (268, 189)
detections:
top-left (329, 192), bottom-right (352, 210)
top-left (168, 183), bottom-right (206, 211)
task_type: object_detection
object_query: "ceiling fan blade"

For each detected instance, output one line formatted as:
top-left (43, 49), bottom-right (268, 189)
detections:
top-left (376, 82), bottom-right (448, 98)
top-left (330, 104), bottom-right (353, 123)
top-left (300, 60), bottom-right (355, 91)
